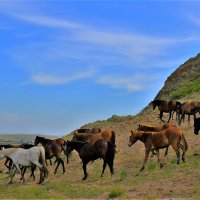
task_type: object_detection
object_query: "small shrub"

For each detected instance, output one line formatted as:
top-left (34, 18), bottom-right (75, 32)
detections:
top-left (119, 169), bottom-right (127, 181)
top-left (109, 188), bottom-right (124, 199)
top-left (147, 162), bottom-right (156, 170)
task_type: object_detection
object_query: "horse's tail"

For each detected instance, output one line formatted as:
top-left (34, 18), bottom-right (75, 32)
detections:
top-left (111, 131), bottom-right (116, 148)
top-left (105, 141), bottom-right (115, 173)
top-left (39, 146), bottom-right (49, 178)
top-left (181, 134), bottom-right (188, 152)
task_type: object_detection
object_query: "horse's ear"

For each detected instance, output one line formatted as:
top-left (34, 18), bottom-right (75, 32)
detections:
top-left (131, 130), bottom-right (134, 135)
top-left (138, 124), bottom-right (141, 128)
top-left (67, 140), bottom-right (70, 143)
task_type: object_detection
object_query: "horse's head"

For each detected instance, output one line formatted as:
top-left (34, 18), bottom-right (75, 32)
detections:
top-left (194, 117), bottom-right (200, 135)
top-left (152, 100), bottom-right (157, 110)
top-left (0, 147), bottom-right (5, 159)
top-left (34, 136), bottom-right (41, 145)
top-left (128, 130), bottom-right (138, 147)
top-left (62, 140), bottom-right (73, 156)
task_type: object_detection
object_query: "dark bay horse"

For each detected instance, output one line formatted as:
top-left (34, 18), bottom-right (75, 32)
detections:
top-left (194, 117), bottom-right (200, 135)
top-left (72, 130), bottom-right (116, 147)
top-left (34, 136), bottom-right (66, 174)
top-left (62, 139), bottom-right (115, 180)
top-left (128, 126), bottom-right (188, 171)
top-left (178, 102), bottom-right (200, 126)
top-left (152, 100), bottom-right (181, 122)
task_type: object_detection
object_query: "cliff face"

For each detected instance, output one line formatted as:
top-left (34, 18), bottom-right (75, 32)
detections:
top-left (155, 53), bottom-right (200, 100)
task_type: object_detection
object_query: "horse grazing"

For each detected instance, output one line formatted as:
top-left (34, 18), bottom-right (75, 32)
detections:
top-left (62, 139), bottom-right (115, 180)
top-left (34, 136), bottom-right (66, 174)
top-left (128, 126), bottom-right (188, 172)
top-left (152, 100), bottom-right (181, 122)
top-left (178, 102), bottom-right (200, 126)
top-left (72, 130), bottom-right (116, 147)
top-left (0, 146), bottom-right (48, 184)
top-left (137, 123), bottom-right (177, 156)
top-left (194, 117), bottom-right (200, 135)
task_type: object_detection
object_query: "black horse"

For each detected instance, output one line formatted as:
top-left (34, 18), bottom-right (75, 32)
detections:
top-left (152, 100), bottom-right (181, 122)
top-left (62, 139), bottom-right (115, 180)
top-left (194, 117), bottom-right (200, 135)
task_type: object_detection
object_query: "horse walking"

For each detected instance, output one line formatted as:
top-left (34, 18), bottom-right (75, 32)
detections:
top-left (128, 126), bottom-right (188, 172)
top-left (0, 146), bottom-right (48, 184)
top-left (62, 139), bottom-right (115, 180)
top-left (152, 100), bottom-right (181, 122)
top-left (34, 136), bottom-right (66, 174)
top-left (178, 102), bottom-right (200, 126)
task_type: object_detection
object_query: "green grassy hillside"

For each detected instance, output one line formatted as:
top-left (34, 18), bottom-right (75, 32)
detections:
top-left (0, 54), bottom-right (200, 199)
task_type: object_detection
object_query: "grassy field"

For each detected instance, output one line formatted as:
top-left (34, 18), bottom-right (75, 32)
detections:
top-left (1, 107), bottom-right (200, 199)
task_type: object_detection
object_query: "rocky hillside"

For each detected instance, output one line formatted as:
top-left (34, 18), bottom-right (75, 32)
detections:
top-left (155, 53), bottom-right (200, 101)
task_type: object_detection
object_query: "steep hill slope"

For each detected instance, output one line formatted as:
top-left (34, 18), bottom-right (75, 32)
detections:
top-left (0, 54), bottom-right (200, 199)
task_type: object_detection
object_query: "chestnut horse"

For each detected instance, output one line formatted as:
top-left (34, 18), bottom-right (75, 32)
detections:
top-left (34, 136), bottom-right (66, 174)
top-left (75, 128), bottom-right (101, 134)
top-left (152, 100), bottom-right (181, 122)
top-left (137, 123), bottom-right (177, 156)
top-left (62, 139), bottom-right (115, 180)
top-left (72, 130), bottom-right (116, 147)
top-left (128, 126), bottom-right (188, 171)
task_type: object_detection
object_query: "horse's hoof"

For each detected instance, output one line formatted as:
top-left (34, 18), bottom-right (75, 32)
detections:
top-left (160, 163), bottom-right (164, 169)
top-left (140, 167), bottom-right (144, 172)
top-left (82, 177), bottom-right (87, 181)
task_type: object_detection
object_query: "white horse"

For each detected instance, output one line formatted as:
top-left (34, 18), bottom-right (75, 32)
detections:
top-left (0, 146), bottom-right (48, 184)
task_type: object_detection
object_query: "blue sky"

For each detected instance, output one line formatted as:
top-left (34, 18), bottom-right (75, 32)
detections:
top-left (0, 1), bottom-right (200, 136)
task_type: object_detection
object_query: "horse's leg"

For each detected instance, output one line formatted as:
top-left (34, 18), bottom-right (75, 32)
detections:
top-left (107, 160), bottom-right (114, 176)
top-left (82, 161), bottom-right (88, 180)
top-left (60, 158), bottom-right (65, 174)
top-left (188, 115), bottom-right (190, 126)
top-left (171, 142), bottom-right (181, 164)
top-left (140, 148), bottom-right (151, 172)
top-left (54, 158), bottom-right (61, 174)
top-left (178, 143), bottom-right (185, 163)
top-left (15, 164), bottom-right (24, 183)
top-left (160, 111), bottom-right (165, 122)
top-left (101, 161), bottom-right (107, 177)
top-left (156, 150), bottom-right (163, 168)
top-left (31, 161), bottom-right (45, 184)
top-left (168, 111), bottom-right (172, 123)
top-left (164, 146), bottom-right (169, 157)
top-left (9, 166), bottom-right (17, 184)
top-left (171, 111), bottom-right (175, 120)
top-left (20, 167), bottom-right (27, 181)
top-left (30, 165), bottom-right (36, 180)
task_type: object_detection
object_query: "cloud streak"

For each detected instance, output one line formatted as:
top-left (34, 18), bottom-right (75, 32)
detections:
top-left (31, 69), bottom-right (96, 85)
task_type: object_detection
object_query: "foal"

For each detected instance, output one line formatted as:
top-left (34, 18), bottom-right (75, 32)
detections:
top-left (128, 126), bottom-right (188, 171)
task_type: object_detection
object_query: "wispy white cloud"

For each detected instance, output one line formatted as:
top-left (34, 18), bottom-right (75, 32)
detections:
top-left (12, 14), bottom-right (82, 29)
top-left (31, 69), bottom-right (96, 85)
top-left (96, 74), bottom-right (156, 92)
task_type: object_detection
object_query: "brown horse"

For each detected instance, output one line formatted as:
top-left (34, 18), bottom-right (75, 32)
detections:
top-left (152, 100), bottom-right (181, 122)
top-left (72, 130), bottom-right (116, 147)
top-left (62, 139), bottom-right (115, 180)
top-left (128, 126), bottom-right (188, 171)
top-left (137, 123), bottom-right (177, 156)
top-left (34, 136), bottom-right (66, 174)
top-left (178, 102), bottom-right (200, 126)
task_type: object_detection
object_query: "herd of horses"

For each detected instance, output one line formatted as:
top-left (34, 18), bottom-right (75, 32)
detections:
top-left (0, 99), bottom-right (200, 184)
